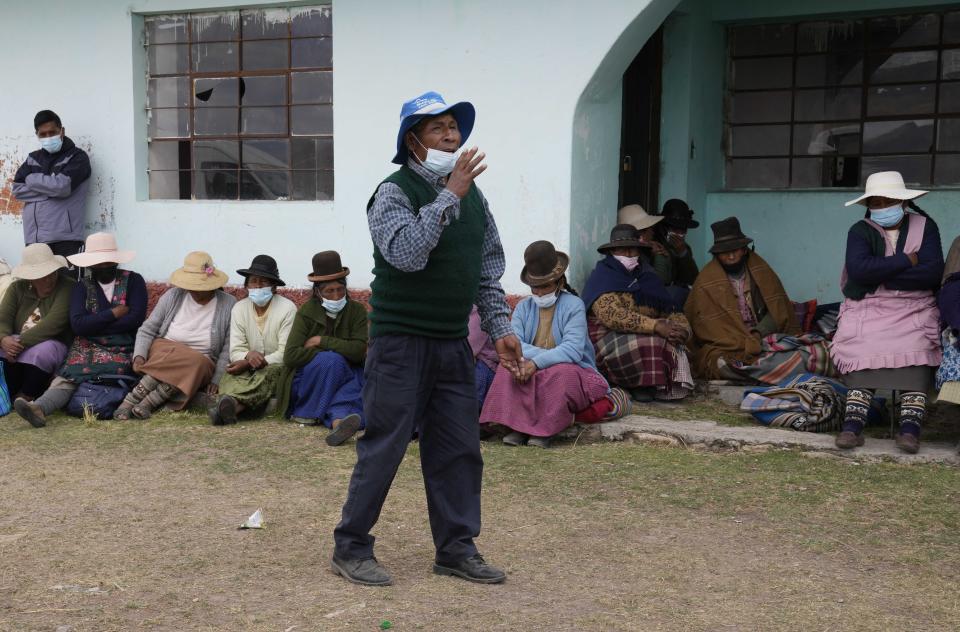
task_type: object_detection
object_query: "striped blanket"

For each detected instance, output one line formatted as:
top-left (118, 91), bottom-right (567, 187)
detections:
top-left (728, 333), bottom-right (836, 385)
top-left (741, 373), bottom-right (884, 432)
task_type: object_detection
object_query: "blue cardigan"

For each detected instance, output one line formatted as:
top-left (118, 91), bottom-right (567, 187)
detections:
top-left (511, 291), bottom-right (602, 375)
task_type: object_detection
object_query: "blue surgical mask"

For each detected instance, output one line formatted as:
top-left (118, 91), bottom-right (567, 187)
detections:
top-left (322, 297), bottom-right (347, 315)
top-left (247, 286), bottom-right (273, 307)
top-left (414, 135), bottom-right (460, 176)
top-left (531, 292), bottom-right (559, 309)
top-left (869, 204), bottom-right (905, 228)
top-left (39, 134), bottom-right (63, 154)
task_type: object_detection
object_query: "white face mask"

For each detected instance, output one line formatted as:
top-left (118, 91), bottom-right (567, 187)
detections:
top-left (613, 255), bottom-right (639, 272)
top-left (531, 292), bottom-right (559, 309)
top-left (322, 296), bottom-right (347, 315)
top-left (413, 135), bottom-right (460, 176)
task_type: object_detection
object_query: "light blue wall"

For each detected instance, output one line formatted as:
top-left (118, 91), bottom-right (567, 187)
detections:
top-left (658, 0), bottom-right (960, 303)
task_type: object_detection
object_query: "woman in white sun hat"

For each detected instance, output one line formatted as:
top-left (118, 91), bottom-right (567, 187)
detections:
top-left (0, 243), bottom-right (75, 401)
top-left (831, 171), bottom-right (944, 454)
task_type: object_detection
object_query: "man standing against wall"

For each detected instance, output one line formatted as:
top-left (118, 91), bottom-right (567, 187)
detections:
top-left (12, 110), bottom-right (91, 271)
top-left (331, 91), bottom-right (522, 586)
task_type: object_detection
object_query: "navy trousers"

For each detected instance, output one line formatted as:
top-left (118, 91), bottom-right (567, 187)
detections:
top-left (333, 334), bottom-right (483, 565)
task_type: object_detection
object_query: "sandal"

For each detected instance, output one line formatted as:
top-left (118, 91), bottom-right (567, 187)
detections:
top-left (131, 405), bottom-right (153, 420)
top-left (113, 406), bottom-right (133, 421)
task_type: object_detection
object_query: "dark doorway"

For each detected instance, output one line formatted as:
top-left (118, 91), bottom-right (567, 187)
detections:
top-left (619, 27), bottom-right (663, 213)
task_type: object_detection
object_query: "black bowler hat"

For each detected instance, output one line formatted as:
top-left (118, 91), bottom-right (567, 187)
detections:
top-left (709, 217), bottom-right (754, 254)
top-left (237, 254), bottom-right (285, 286)
top-left (660, 199), bottom-right (700, 229)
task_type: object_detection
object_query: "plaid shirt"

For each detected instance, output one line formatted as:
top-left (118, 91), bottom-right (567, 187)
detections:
top-left (368, 159), bottom-right (512, 340)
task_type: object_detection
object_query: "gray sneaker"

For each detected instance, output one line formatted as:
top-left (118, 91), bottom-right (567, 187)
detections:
top-left (330, 555), bottom-right (393, 586)
top-left (502, 431), bottom-right (527, 446)
top-left (14, 398), bottom-right (45, 428)
top-left (527, 435), bottom-right (552, 449)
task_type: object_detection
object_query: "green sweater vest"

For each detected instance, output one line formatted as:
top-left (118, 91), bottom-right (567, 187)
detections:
top-left (367, 166), bottom-right (486, 338)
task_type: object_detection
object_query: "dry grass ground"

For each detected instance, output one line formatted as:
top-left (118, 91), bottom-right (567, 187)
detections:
top-left (1, 413), bottom-right (959, 631)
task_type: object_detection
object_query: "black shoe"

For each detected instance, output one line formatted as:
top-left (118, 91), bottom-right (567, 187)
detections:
top-left (433, 554), bottom-right (506, 584)
top-left (326, 413), bottom-right (361, 446)
top-left (330, 555), bottom-right (392, 586)
top-left (629, 387), bottom-right (655, 403)
top-left (14, 398), bottom-right (46, 428)
top-left (217, 396), bottom-right (239, 425)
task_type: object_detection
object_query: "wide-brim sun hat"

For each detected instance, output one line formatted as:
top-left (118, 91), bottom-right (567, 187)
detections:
top-left (392, 91), bottom-right (475, 165)
top-left (520, 240), bottom-right (570, 286)
top-left (237, 254), bottom-right (285, 286)
top-left (169, 251), bottom-right (228, 291)
top-left (617, 204), bottom-right (663, 231)
top-left (67, 232), bottom-right (135, 267)
top-left (845, 171), bottom-right (928, 207)
top-left (12, 243), bottom-right (67, 280)
top-left (598, 224), bottom-right (649, 253)
top-left (308, 250), bottom-right (350, 283)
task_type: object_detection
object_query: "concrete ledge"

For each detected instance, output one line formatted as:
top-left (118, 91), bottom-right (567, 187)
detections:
top-left (595, 415), bottom-right (960, 465)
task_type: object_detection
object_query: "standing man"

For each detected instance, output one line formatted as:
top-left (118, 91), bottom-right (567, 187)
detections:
top-left (331, 91), bottom-right (522, 586)
top-left (12, 110), bottom-right (91, 274)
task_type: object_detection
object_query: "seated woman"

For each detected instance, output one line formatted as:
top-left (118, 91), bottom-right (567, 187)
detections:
top-left (0, 244), bottom-right (74, 402)
top-left (13, 233), bottom-right (147, 427)
top-left (936, 235), bottom-right (960, 410)
top-left (832, 172), bottom-right (943, 453)
top-left (114, 251), bottom-right (236, 420)
top-left (581, 225), bottom-right (693, 402)
top-left (209, 255), bottom-right (297, 425)
top-left (618, 204), bottom-right (673, 286)
top-left (686, 217), bottom-right (832, 384)
top-left (276, 251), bottom-right (367, 447)
top-left (651, 199), bottom-right (701, 306)
top-left (468, 304), bottom-right (498, 411)
top-left (480, 241), bottom-right (613, 448)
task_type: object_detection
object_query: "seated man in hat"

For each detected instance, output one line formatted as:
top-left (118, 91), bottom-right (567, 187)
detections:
top-left (652, 198), bottom-right (701, 305)
top-left (13, 233), bottom-right (147, 427)
top-left (685, 217), bottom-right (833, 384)
top-left (582, 224), bottom-right (694, 401)
top-left (209, 255), bottom-right (297, 426)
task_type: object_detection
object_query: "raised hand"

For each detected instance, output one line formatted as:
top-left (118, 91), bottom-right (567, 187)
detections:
top-left (446, 147), bottom-right (486, 198)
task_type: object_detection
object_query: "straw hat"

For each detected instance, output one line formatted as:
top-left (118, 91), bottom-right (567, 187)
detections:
top-left (12, 243), bottom-right (67, 280)
top-left (169, 251), bottom-right (228, 291)
top-left (617, 204), bottom-right (663, 231)
top-left (307, 251), bottom-right (349, 283)
top-left (67, 232), bottom-right (135, 267)
top-left (845, 171), bottom-right (928, 207)
top-left (520, 241), bottom-right (569, 286)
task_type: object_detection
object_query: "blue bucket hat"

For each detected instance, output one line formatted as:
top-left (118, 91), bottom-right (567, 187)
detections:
top-left (392, 91), bottom-right (475, 165)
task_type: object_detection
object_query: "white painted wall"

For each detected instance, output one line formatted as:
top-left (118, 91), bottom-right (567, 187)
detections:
top-left (0, 0), bottom-right (657, 292)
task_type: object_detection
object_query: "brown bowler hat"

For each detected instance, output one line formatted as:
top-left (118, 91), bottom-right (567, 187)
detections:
top-left (520, 240), bottom-right (570, 286)
top-left (597, 224), bottom-right (648, 254)
top-left (307, 251), bottom-right (350, 282)
top-left (709, 217), bottom-right (754, 254)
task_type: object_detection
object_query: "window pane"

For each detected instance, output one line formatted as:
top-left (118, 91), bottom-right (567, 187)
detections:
top-left (318, 171), bottom-right (334, 200)
top-left (292, 7), bottom-right (332, 37)
top-left (148, 140), bottom-right (188, 170)
top-left (148, 108), bottom-right (189, 138)
top-left (796, 54), bottom-right (863, 87)
top-left (291, 171), bottom-right (316, 200)
top-left (946, 12), bottom-right (960, 45)
top-left (797, 20), bottom-right (863, 53)
top-left (292, 37), bottom-right (332, 68)
top-left (728, 125), bottom-right (790, 157)
top-left (291, 71), bottom-right (333, 104)
top-left (940, 82), bottom-right (960, 113)
top-left (242, 140), bottom-right (289, 170)
top-left (794, 88), bottom-right (861, 121)
top-left (728, 91), bottom-right (791, 124)
top-left (868, 13), bottom-right (939, 49)
top-left (863, 119), bottom-right (934, 154)
top-left (149, 171), bottom-right (190, 199)
top-left (242, 8), bottom-right (290, 39)
top-left (242, 76), bottom-right (287, 106)
top-left (194, 108), bottom-right (239, 136)
top-left (241, 171), bottom-right (290, 200)
top-left (291, 137), bottom-right (334, 169)
top-left (937, 119), bottom-right (960, 151)
top-left (145, 16), bottom-right (187, 44)
top-left (729, 23), bottom-right (793, 57)
top-left (317, 137), bottom-right (333, 169)
top-left (731, 57), bottom-right (792, 90)
top-left (291, 104), bottom-right (332, 134)
top-left (861, 155), bottom-right (931, 185)
top-left (192, 42), bottom-right (239, 73)
top-left (194, 78), bottom-right (239, 107)
top-left (241, 107), bottom-right (287, 134)
top-left (942, 49), bottom-right (960, 81)
top-left (934, 154), bottom-right (960, 184)
top-left (191, 12), bottom-right (239, 42)
top-left (726, 158), bottom-right (789, 188)
top-left (867, 84), bottom-right (935, 117)
top-left (868, 51), bottom-right (937, 84)
top-left (193, 140), bottom-right (239, 171)
top-left (195, 170), bottom-right (239, 200)
top-left (792, 157), bottom-right (831, 187)
top-left (243, 40), bottom-right (289, 71)
top-left (147, 44), bottom-right (188, 75)
top-left (148, 77), bottom-right (190, 108)
top-left (793, 123), bottom-right (860, 155)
